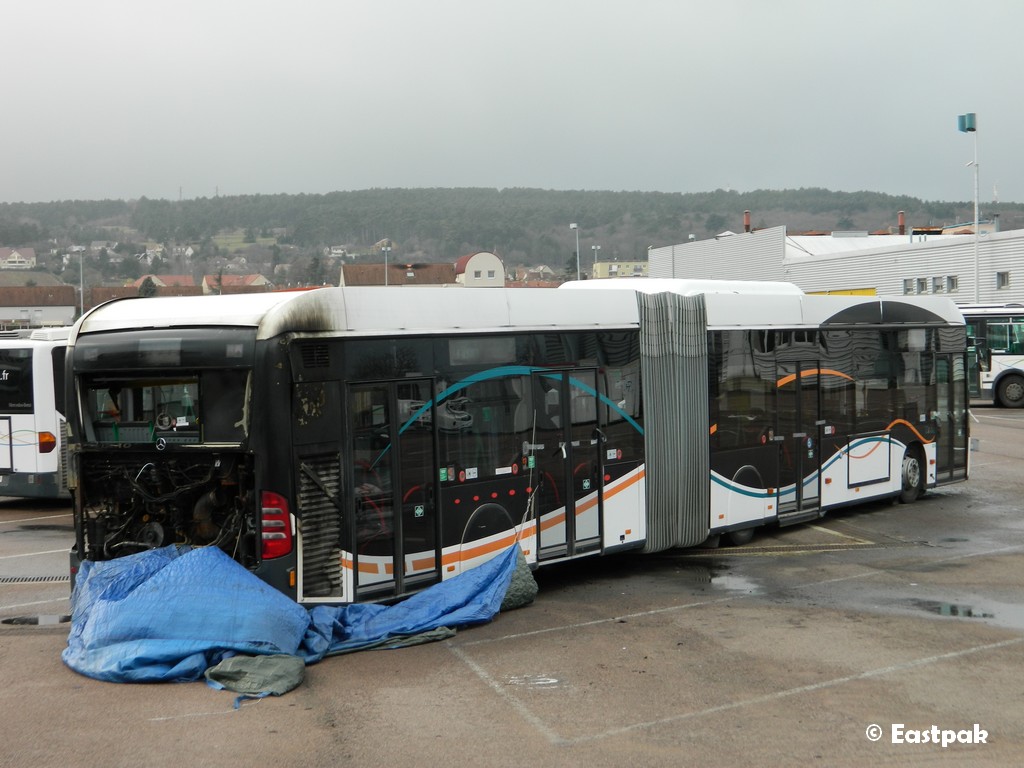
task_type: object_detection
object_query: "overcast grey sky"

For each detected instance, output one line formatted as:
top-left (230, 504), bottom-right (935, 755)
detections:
top-left (3, 0), bottom-right (1021, 204)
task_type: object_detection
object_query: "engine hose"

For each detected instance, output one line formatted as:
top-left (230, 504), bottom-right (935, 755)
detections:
top-left (192, 489), bottom-right (221, 541)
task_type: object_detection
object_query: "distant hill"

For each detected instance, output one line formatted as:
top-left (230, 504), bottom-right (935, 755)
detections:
top-left (1, 188), bottom-right (1018, 278)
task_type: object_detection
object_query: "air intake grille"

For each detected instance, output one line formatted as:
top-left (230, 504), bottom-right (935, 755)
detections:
top-left (300, 343), bottom-right (330, 369)
top-left (297, 453), bottom-right (344, 599)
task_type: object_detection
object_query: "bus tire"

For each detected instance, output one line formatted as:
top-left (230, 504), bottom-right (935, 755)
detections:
top-left (726, 527), bottom-right (755, 546)
top-left (898, 446), bottom-right (924, 504)
top-left (996, 375), bottom-right (1024, 408)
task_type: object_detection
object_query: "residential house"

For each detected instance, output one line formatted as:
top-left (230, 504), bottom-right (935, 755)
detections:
top-left (592, 260), bottom-right (648, 279)
top-left (454, 252), bottom-right (505, 287)
top-left (0, 247), bottom-right (37, 269)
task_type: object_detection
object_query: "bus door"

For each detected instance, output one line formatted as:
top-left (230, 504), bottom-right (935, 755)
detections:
top-left (530, 369), bottom-right (603, 561)
top-left (933, 355), bottom-right (969, 482)
top-left (965, 319), bottom-right (984, 399)
top-left (776, 361), bottom-right (822, 515)
top-left (349, 379), bottom-right (439, 600)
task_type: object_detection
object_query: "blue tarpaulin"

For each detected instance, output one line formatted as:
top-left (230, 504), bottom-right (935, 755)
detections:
top-left (62, 543), bottom-right (522, 684)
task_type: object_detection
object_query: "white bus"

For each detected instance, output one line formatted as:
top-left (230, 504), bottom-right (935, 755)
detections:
top-left (960, 304), bottom-right (1024, 407)
top-left (66, 284), bottom-right (969, 603)
top-left (0, 327), bottom-right (71, 499)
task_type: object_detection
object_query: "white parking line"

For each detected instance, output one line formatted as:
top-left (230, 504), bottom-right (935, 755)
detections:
top-left (0, 596), bottom-right (70, 610)
top-left (0, 512), bottom-right (72, 526)
top-left (973, 413), bottom-right (1024, 424)
top-left (149, 707), bottom-right (246, 722)
top-left (0, 548), bottom-right (70, 560)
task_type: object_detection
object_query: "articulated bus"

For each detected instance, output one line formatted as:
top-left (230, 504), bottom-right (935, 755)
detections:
top-left (0, 327), bottom-right (71, 499)
top-left (960, 304), bottom-right (1024, 407)
top-left (66, 282), bottom-right (969, 603)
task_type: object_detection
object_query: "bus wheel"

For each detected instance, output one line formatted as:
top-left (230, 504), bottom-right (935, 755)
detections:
top-left (726, 527), bottom-right (755, 546)
top-left (997, 375), bottom-right (1024, 408)
top-left (899, 447), bottom-right (924, 504)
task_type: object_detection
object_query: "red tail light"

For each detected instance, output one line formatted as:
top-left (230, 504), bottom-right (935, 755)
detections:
top-left (38, 431), bottom-right (57, 454)
top-left (261, 490), bottom-right (293, 559)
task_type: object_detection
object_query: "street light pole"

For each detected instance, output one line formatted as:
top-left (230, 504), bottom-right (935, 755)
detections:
top-left (79, 250), bottom-right (84, 316)
top-left (958, 112), bottom-right (980, 302)
top-left (382, 243), bottom-right (392, 286)
top-left (972, 129), bottom-right (980, 303)
top-left (591, 244), bottom-right (601, 277)
top-left (569, 223), bottom-right (580, 280)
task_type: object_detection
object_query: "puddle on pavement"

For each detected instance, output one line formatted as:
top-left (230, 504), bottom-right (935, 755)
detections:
top-left (911, 599), bottom-right (1024, 630)
top-left (673, 561), bottom-right (762, 595)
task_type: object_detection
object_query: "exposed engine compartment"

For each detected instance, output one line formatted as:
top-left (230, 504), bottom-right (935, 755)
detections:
top-left (76, 451), bottom-right (257, 566)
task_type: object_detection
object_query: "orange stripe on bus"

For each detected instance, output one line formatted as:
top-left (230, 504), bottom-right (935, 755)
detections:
top-left (846, 441), bottom-right (884, 460)
top-left (886, 418), bottom-right (935, 445)
top-left (776, 368), bottom-right (855, 387)
top-left (441, 532), bottom-right (522, 566)
top-left (441, 467), bottom-right (649, 568)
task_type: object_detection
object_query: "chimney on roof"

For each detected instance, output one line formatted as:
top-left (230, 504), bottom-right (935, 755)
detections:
top-left (743, 210), bottom-right (751, 233)
top-left (898, 210), bottom-right (905, 236)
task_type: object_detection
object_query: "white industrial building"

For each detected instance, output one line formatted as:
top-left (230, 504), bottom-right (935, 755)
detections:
top-left (648, 216), bottom-right (1023, 305)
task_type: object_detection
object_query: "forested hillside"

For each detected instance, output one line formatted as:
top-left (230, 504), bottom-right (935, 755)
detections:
top-left (1, 188), bottom-right (1018, 283)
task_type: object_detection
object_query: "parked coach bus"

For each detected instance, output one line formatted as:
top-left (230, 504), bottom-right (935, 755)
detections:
top-left (960, 303), bottom-right (1024, 407)
top-left (66, 282), bottom-right (969, 603)
top-left (0, 327), bottom-right (71, 499)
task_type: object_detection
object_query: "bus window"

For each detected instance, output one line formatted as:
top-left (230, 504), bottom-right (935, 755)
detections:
top-left (82, 372), bottom-right (246, 445)
top-left (438, 377), bottom-right (526, 479)
top-left (987, 322), bottom-right (1024, 355)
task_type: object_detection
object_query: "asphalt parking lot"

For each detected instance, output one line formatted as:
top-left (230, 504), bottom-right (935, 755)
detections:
top-left (2, 405), bottom-right (1023, 767)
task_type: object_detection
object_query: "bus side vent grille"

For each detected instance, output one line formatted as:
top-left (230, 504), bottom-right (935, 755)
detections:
top-left (297, 452), bottom-right (344, 599)
top-left (59, 420), bottom-right (70, 493)
top-left (300, 343), bottom-right (330, 369)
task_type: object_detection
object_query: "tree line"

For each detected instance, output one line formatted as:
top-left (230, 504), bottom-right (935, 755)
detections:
top-left (1, 188), bottom-right (1018, 275)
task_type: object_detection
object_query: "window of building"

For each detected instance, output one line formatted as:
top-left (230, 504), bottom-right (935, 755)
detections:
top-left (473, 270), bottom-right (482, 279)
top-left (997, 271), bottom-right (1011, 290)
top-left (947, 275), bottom-right (959, 293)
top-left (916, 278), bottom-right (928, 294)
top-left (487, 270), bottom-right (495, 278)
top-left (903, 279), bottom-right (914, 295)
top-left (932, 277), bottom-right (944, 293)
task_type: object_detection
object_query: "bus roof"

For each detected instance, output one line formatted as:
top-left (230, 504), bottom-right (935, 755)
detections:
top-left (559, 278), bottom-right (805, 296)
top-left (71, 288), bottom-right (644, 342)
top-left (958, 303), bottom-right (1024, 315)
top-left (562, 279), bottom-right (964, 327)
top-left (70, 284), bottom-right (964, 343)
